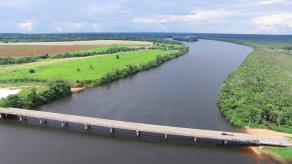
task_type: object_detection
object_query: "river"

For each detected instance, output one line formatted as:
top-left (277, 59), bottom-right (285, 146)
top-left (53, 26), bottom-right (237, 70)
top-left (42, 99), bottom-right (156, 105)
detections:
top-left (0, 39), bottom-right (275, 163)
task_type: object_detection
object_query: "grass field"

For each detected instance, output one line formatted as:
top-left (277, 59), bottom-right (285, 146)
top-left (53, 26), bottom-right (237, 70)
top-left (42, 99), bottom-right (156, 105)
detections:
top-left (0, 49), bottom-right (176, 81)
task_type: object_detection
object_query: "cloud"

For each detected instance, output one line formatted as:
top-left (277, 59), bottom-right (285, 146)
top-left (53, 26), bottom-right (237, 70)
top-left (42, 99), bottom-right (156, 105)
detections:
top-left (87, 3), bottom-right (123, 15)
top-left (133, 9), bottom-right (235, 23)
top-left (0, 0), bottom-right (30, 10)
top-left (235, 0), bottom-right (286, 7)
top-left (252, 14), bottom-right (292, 27)
top-left (51, 22), bottom-right (102, 32)
top-left (257, 0), bottom-right (285, 5)
top-left (18, 22), bottom-right (32, 31)
top-left (251, 13), bottom-right (292, 33)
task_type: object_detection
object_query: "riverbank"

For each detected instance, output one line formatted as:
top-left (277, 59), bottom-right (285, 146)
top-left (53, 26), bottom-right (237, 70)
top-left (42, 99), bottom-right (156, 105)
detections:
top-left (0, 40), bottom-right (188, 109)
top-left (203, 36), bottom-right (292, 162)
top-left (215, 38), bottom-right (292, 133)
top-left (246, 128), bottom-right (292, 163)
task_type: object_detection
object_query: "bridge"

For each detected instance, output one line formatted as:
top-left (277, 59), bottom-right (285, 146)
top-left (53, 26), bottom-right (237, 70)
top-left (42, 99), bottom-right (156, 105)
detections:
top-left (0, 107), bottom-right (291, 147)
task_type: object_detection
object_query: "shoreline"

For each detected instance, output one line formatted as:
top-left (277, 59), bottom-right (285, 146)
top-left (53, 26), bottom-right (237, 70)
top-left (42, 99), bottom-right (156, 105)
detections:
top-left (245, 127), bottom-right (292, 163)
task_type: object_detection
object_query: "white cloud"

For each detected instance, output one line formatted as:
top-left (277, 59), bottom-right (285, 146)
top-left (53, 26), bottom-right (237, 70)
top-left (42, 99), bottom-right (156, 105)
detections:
top-left (0, 0), bottom-right (30, 10)
top-left (51, 22), bottom-right (102, 32)
top-left (91, 24), bottom-right (102, 32)
top-left (87, 3), bottom-right (123, 15)
top-left (52, 22), bottom-right (83, 32)
top-left (236, 0), bottom-right (286, 7)
top-left (133, 9), bottom-right (235, 23)
top-left (257, 0), bottom-right (285, 5)
top-left (251, 13), bottom-right (292, 33)
top-left (18, 22), bottom-right (32, 31)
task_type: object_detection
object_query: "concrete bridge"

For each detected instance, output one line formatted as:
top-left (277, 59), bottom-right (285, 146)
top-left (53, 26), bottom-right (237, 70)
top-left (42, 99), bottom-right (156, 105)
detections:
top-left (0, 107), bottom-right (291, 147)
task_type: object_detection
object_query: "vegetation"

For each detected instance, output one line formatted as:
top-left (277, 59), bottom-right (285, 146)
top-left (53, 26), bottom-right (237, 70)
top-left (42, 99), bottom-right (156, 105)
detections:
top-left (262, 147), bottom-right (292, 163)
top-left (173, 36), bottom-right (198, 42)
top-left (212, 38), bottom-right (292, 133)
top-left (29, 69), bottom-right (35, 73)
top-left (0, 36), bottom-right (188, 109)
top-left (0, 49), bottom-right (182, 81)
top-left (195, 34), bottom-right (292, 161)
top-left (0, 33), bottom-right (181, 44)
top-left (1, 81), bottom-right (71, 109)
top-left (0, 45), bottom-right (145, 65)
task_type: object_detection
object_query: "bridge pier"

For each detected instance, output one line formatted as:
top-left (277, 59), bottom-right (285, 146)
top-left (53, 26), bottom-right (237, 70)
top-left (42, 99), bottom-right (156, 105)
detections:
top-left (194, 137), bottom-right (197, 142)
top-left (61, 121), bottom-right (68, 127)
top-left (18, 115), bottom-right (22, 122)
top-left (85, 124), bottom-right (90, 130)
top-left (109, 127), bottom-right (113, 133)
top-left (0, 113), bottom-right (2, 119)
top-left (136, 130), bottom-right (139, 136)
top-left (39, 118), bottom-right (47, 124)
top-left (164, 133), bottom-right (168, 139)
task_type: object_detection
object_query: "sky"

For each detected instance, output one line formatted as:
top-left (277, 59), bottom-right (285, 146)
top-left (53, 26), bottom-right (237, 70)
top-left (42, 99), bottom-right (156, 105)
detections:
top-left (0, 0), bottom-right (292, 34)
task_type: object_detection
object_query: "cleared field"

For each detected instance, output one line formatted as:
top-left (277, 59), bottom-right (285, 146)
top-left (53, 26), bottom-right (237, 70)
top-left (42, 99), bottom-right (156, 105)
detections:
top-left (0, 49), bottom-right (178, 81)
top-left (0, 40), bottom-right (152, 56)
top-left (0, 45), bottom-right (99, 56)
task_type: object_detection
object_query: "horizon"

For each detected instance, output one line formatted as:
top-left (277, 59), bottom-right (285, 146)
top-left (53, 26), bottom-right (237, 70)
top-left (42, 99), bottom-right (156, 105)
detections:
top-left (1, 32), bottom-right (292, 36)
top-left (1, 0), bottom-right (292, 34)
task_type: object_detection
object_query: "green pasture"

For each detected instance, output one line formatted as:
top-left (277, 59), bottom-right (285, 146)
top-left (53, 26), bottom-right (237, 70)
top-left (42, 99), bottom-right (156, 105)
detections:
top-left (0, 49), bottom-right (177, 81)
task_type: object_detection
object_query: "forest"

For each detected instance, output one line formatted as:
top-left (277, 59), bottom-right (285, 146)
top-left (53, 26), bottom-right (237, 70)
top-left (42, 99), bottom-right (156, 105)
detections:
top-left (198, 34), bottom-right (292, 133)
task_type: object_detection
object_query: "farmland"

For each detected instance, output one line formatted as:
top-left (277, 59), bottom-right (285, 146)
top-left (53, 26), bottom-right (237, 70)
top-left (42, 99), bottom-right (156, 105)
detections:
top-left (0, 45), bottom-right (99, 56)
top-left (0, 49), bottom-right (177, 81)
top-left (0, 40), bottom-right (152, 56)
top-left (0, 39), bottom-right (188, 108)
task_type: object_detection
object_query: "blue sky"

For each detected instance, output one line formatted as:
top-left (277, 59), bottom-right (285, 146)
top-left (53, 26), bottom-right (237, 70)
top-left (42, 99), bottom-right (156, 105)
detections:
top-left (0, 0), bottom-right (292, 34)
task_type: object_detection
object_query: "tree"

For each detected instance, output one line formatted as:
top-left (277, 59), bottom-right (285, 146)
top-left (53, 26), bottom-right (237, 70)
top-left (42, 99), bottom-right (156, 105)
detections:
top-left (29, 69), bottom-right (35, 73)
top-left (116, 54), bottom-right (120, 59)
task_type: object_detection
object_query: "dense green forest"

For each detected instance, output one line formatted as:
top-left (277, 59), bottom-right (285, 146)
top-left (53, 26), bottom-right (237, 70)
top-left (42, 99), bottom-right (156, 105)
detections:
top-left (0, 33), bottom-right (179, 43)
top-left (198, 35), bottom-right (292, 133)
top-left (173, 36), bottom-right (198, 42)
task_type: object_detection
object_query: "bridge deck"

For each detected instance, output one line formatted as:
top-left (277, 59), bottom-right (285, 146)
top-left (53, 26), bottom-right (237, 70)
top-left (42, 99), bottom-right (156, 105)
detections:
top-left (0, 107), bottom-right (291, 147)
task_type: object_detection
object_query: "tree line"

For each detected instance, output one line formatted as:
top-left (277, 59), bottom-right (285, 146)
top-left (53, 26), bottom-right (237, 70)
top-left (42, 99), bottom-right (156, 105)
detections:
top-left (99, 46), bottom-right (189, 84)
top-left (1, 81), bottom-right (71, 109)
top-left (173, 36), bottom-right (198, 42)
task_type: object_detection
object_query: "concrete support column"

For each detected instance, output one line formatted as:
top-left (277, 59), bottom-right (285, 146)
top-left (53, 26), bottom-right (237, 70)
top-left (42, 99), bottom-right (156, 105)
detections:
top-left (109, 127), bottom-right (113, 133)
top-left (0, 113), bottom-right (2, 119)
top-left (40, 118), bottom-right (43, 124)
top-left (136, 130), bottom-right (139, 136)
top-left (61, 121), bottom-right (66, 127)
top-left (194, 137), bottom-right (197, 142)
top-left (164, 133), bottom-right (168, 139)
top-left (85, 124), bottom-right (90, 130)
top-left (19, 115), bottom-right (22, 122)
